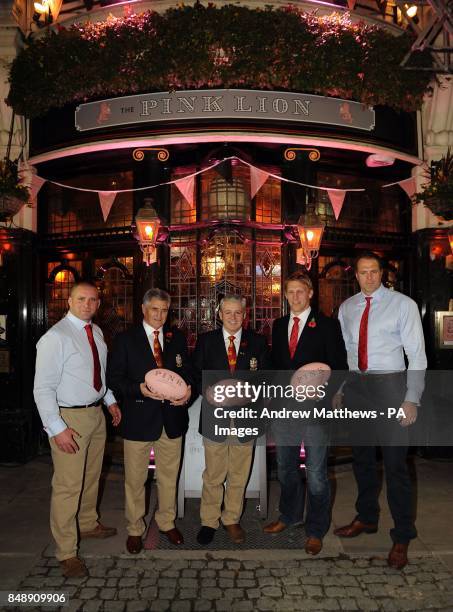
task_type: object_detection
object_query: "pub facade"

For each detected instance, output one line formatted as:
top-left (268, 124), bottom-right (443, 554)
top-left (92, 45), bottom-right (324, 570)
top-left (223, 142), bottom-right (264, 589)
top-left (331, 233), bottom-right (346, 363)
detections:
top-left (0, 0), bottom-right (452, 462)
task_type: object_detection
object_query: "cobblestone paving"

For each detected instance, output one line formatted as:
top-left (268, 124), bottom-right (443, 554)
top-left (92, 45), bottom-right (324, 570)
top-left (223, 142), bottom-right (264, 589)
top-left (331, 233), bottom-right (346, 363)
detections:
top-left (14, 555), bottom-right (453, 612)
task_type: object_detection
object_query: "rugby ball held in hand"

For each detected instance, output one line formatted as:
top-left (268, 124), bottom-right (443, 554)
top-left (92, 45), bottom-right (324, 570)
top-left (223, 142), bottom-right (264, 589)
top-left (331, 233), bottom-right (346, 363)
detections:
top-left (145, 368), bottom-right (188, 401)
top-left (290, 362), bottom-right (331, 388)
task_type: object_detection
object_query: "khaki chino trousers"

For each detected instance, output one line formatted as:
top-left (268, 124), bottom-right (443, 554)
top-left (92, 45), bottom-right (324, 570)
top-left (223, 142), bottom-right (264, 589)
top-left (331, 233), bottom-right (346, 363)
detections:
top-left (124, 429), bottom-right (182, 535)
top-left (50, 405), bottom-right (106, 561)
top-left (201, 439), bottom-right (254, 528)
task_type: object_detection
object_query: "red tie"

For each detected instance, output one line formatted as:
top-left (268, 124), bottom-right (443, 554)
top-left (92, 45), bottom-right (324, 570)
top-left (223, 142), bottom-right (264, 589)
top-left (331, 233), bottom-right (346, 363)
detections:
top-left (153, 330), bottom-right (164, 368)
top-left (227, 335), bottom-right (237, 373)
top-left (84, 324), bottom-right (102, 392)
top-left (358, 297), bottom-right (372, 371)
top-left (289, 316), bottom-right (300, 360)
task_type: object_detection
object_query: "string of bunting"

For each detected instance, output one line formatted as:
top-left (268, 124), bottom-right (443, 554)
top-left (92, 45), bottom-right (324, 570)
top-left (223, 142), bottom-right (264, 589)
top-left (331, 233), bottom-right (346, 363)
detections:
top-left (20, 156), bottom-right (418, 223)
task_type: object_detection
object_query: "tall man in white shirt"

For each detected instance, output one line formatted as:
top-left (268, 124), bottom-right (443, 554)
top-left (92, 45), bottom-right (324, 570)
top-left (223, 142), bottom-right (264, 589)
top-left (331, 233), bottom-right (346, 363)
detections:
top-left (335, 251), bottom-right (427, 569)
top-left (34, 282), bottom-right (121, 578)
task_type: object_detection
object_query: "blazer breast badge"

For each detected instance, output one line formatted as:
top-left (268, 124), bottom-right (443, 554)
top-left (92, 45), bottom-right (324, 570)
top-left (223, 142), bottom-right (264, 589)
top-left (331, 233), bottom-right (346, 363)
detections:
top-left (249, 357), bottom-right (258, 371)
top-left (175, 354), bottom-right (183, 368)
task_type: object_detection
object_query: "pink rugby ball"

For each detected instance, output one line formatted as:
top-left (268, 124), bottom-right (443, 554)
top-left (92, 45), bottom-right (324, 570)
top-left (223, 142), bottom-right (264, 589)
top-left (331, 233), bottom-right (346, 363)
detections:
top-left (145, 368), bottom-right (188, 401)
top-left (290, 362), bottom-right (331, 388)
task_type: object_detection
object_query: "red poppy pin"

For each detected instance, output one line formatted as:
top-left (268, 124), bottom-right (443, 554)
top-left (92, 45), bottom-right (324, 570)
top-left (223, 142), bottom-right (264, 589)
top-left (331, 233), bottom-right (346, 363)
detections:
top-left (165, 331), bottom-right (173, 342)
top-left (240, 340), bottom-right (247, 349)
top-left (308, 320), bottom-right (317, 328)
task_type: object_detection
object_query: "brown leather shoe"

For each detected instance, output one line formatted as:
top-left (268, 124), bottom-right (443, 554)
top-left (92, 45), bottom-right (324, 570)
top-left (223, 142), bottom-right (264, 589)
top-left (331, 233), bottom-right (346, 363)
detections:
top-left (263, 520), bottom-right (287, 534)
top-left (80, 523), bottom-right (117, 539)
top-left (305, 536), bottom-right (323, 556)
top-left (334, 518), bottom-right (378, 538)
top-left (60, 557), bottom-right (88, 578)
top-left (126, 535), bottom-right (143, 554)
top-left (224, 523), bottom-right (245, 544)
top-left (388, 542), bottom-right (409, 569)
top-left (161, 527), bottom-right (184, 546)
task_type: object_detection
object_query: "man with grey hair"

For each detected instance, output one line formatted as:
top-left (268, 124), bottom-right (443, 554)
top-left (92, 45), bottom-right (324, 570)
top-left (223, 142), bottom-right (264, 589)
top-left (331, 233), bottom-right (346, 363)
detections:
top-left (193, 294), bottom-right (271, 546)
top-left (107, 288), bottom-right (193, 552)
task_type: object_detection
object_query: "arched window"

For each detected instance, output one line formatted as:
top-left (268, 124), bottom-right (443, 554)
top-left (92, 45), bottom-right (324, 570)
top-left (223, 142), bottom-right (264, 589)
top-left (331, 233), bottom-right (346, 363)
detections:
top-left (46, 263), bottom-right (81, 327)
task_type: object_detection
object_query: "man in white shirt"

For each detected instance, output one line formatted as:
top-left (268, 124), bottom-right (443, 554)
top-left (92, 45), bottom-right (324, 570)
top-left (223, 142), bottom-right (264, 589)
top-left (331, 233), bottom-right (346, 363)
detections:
top-left (34, 282), bottom-right (121, 578)
top-left (335, 251), bottom-right (427, 570)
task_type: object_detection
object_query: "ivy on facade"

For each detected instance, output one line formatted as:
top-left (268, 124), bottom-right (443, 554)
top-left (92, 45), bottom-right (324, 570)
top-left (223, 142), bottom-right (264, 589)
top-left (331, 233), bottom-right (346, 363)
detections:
top-left (7, 4), bottom-right (432, 118)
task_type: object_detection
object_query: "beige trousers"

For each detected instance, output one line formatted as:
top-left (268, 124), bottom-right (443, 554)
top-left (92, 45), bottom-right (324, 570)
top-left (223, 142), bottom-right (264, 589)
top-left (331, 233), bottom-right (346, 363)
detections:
top-left (50, 405), bottom-right (106, 561)
top-left (123, 429), bottom-right (182, 535)
top-left (200, 439), bottom-right (254, 528)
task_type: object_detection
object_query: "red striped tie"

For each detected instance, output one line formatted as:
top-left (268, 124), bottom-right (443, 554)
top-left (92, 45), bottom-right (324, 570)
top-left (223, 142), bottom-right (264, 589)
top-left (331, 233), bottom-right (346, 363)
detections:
top-left (227, 335), bottom-right (237, 373)
top-left (153, 330), bottom-right (164, 368)
top-left (358, 297), bottom-right (372, 371)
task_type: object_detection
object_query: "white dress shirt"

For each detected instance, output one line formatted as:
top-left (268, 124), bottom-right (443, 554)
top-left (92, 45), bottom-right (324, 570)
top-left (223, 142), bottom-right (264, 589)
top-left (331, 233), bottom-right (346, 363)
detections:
top-left (338, 284), bottom-right (427, 403)
top-left (222, 327), bottom-right (242, 356)
top-left (33, 312), bottom-right (116, 438)
top-left (288, 307), bottom-right (311, 343)
top-left (143, 321), bottom-right (164, 353)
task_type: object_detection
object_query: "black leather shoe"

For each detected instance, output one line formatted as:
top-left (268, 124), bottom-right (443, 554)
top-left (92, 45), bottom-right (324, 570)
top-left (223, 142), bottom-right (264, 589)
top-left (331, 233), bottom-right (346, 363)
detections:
top-left (126, 535), bottom-right (142, 554)
top-left (197, 526), bottom-right (216, 545)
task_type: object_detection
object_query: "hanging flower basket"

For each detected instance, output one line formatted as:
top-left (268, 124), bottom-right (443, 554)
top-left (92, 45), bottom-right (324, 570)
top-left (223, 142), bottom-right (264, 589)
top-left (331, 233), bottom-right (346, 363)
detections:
top-left (422, 195), bottom-right (453, 221)
top-left (415, 149), bottom-right (453, 221)
top-left (0, 194), bottom-right (26, 221)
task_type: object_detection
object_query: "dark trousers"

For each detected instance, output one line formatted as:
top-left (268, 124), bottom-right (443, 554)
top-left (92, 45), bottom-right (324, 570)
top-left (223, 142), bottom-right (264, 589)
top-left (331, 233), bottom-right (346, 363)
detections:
top-left (346, 372), bottom-right (416, 544)
top-left (276, 424), bottom-right (331, 539)
top-left (352, 445), bottom-right (416, 544)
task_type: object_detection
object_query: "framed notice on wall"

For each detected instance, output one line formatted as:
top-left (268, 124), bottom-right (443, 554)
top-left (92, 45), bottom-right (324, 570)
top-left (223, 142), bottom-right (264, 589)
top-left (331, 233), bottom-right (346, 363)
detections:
top-left (435, 311), bottom-right (453, 349)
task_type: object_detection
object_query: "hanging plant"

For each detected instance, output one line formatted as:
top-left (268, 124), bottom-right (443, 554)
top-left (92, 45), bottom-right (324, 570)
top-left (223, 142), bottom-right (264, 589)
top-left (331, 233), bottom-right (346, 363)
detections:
top-left (415, 149), bottom-right (453, 221)
top-left (0, 158), bottom-right (30, 221)
top-left (7, 5), bottom-right (432, 119)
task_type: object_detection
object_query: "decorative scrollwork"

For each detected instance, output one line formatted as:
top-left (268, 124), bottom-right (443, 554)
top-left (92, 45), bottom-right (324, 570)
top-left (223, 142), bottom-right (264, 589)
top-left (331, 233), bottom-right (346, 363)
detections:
top-left (284, 148), bottom-right (321, 162)
top-left (132, 148), bottom-right (170, 162)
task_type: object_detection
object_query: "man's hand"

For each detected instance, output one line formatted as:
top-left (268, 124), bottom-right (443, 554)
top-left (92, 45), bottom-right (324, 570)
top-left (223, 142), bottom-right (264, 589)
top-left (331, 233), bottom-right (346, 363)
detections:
top-left (140, 382), bottom-right (166, 401)
top-left (171, 385), bottom-right (192, 406)
top-left (53, 428), bottom-right (81, 453)
top-left (398, 401), bottom-right (417, 427)
top-left (107, 402), bottom-right (121, 426)
top-left (332, 392), bottom-right (343, 411)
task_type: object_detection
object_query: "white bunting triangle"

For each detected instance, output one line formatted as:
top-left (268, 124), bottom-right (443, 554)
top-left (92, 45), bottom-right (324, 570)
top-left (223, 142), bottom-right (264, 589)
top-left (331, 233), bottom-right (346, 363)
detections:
top-left (250, 166), bottom-right (270, 199)
top-left (398, 177), bottom-right (417, 199)
top-left (327, 189), bottom-right (346, 220)
top-left (175, 175), bottom-right (195, 206)
top-left (98, 191), bottom-right (117, 221)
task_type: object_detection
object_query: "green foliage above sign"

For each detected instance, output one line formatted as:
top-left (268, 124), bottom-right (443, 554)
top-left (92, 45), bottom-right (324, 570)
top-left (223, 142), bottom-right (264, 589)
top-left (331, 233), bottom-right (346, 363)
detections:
top-left (7, 4), bottom-right (432, 119)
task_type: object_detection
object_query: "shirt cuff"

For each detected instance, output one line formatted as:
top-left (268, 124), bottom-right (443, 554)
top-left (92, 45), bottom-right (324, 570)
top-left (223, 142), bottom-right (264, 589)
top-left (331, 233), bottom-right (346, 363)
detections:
top-left (45, 416), bottom-right (68, 438)
top-left (104, 389), bottom-right (117, 406)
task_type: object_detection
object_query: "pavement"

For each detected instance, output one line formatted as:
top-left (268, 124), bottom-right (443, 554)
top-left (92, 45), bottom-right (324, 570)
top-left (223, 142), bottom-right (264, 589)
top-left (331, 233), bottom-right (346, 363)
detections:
top-left (1, 452), bottom-right (453, 611)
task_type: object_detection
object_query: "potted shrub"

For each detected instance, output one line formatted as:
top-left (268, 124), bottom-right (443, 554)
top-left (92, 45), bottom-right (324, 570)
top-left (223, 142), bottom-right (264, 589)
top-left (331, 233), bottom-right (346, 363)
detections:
top-left (415, 149), bottom-right (453, 221)
top-left (0, 158), bottom-right (30, 221)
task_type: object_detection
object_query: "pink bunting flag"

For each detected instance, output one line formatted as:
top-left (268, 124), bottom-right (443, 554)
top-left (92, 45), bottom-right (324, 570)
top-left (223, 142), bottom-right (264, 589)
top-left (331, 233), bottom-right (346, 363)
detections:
top-left (250, 166), bottom-right (270, 199)
top-left (30, 174), bottom-right (47, 201)
top-left (175, 175), bottom-right (195, 206)
top-left (98, 191), bottom-right (117, 222)
top-left (398, 177), bottom-right (416, 199)
top-left (327, 189), bottom-right (346, 220)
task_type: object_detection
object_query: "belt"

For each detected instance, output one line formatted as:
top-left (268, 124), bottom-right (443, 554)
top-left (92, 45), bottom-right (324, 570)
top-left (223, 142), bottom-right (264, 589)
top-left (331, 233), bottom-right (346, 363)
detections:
top-left (60, 401), bottom-right (102, 409)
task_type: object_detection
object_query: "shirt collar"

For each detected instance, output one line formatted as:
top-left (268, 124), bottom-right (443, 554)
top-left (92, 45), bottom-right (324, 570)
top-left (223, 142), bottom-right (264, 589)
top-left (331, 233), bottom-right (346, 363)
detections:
top-left (290, 306), bottom-right (311, 322)
top-left (67, 311), bottom-right (91, 330)
top-left (360, 284), bottom-right (386, 303)
top-left (223, 327), bottom-right (242, 343)
top-left (143, 320), bottom-right (163, 335)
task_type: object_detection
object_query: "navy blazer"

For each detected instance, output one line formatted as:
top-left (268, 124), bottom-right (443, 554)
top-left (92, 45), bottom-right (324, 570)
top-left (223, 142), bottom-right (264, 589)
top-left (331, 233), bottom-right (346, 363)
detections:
top-left (192, 327), bottom-right (271, 442)
top-left (107, 324), bottom-right (195, 441)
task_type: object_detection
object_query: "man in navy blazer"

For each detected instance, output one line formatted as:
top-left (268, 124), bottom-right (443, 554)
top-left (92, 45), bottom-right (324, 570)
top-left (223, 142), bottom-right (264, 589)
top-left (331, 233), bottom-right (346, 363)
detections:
top-left (107, 288), bottom-right (193, 553)
top-left (193, 294), bottom-right (271, 546)
top-left (263, 271), bottom-right (347, 556)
